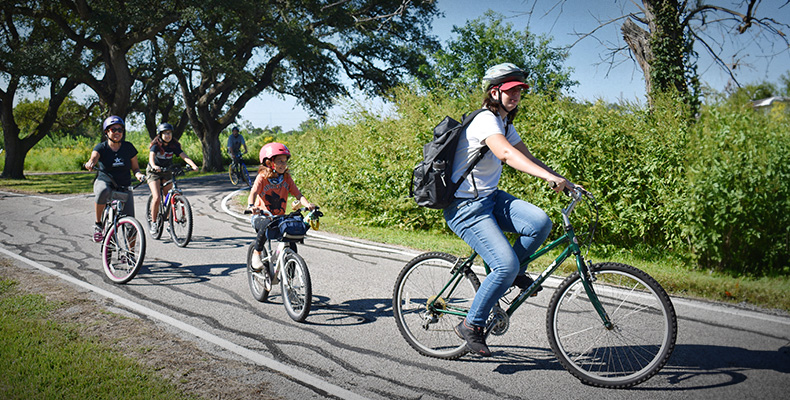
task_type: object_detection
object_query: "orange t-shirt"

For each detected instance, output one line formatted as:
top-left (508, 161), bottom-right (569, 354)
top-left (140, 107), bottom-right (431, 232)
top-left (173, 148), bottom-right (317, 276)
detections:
top-left (250, 172), bottom-right (302, 216)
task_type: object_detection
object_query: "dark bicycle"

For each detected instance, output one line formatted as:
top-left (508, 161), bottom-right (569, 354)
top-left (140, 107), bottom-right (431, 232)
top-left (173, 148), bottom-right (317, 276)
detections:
top-left (146, 164), bottom-right (194, 247)
top-left (392, 187), bottom-right (677, 388)
top-left (228, 151), bottom-right (251, 187)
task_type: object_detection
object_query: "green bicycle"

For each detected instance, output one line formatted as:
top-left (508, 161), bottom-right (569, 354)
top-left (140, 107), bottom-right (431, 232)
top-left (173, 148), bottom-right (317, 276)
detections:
top-left (392, 187), bottom-right (677, 388)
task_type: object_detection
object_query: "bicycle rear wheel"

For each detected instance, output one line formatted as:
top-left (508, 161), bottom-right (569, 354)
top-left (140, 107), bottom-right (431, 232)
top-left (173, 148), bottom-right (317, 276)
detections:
top-left (168, 194), bottom-right (193, 247)
top-left (246, 243), bottom-right (271, 302)
top-left (145, 196), bottom-right (164, 240)
top-left (228, 163), bottom-right (239, 185)
top-left (546, 262), bottom-right (677, 388)
top-left (241, 163), bottom-right (252, 187)
top-left (392, 252), bottom-right (480, 359)
top-left (280, 249), bottom-right (311, 322)
top-left (101, 217), bottom-right (146, 284)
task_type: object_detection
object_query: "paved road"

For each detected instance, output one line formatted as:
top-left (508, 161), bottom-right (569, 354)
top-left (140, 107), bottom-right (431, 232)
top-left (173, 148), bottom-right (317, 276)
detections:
top-left (1, 173), bottom-right (789, 399)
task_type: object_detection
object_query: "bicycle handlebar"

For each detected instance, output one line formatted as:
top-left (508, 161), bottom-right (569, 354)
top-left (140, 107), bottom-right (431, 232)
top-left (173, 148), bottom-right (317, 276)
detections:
top-left (154, 164), bottom-right (193, 175)
top-left (244, 206), bottom-right (322, 219)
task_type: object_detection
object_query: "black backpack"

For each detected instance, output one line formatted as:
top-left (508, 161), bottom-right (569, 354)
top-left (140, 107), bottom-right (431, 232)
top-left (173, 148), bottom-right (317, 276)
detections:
top-left (410, 109), bottom-right (488, 209)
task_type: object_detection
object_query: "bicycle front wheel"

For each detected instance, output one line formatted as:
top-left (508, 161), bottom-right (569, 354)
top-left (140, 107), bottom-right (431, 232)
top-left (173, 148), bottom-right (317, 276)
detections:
top-left (169, 195), bottom-right (193, 247)
top-left (280, 249), bottom-right (311, 322)
top-left (228, 163), bottom-right (239, 185)
top-left (241, 163), bottom-right (252, 187)
top-left (546, 262), bottom-right (677, 388)
top-left (392, 252), bottom-right (480, 360)
top-left (101, 217), bottom-right (146, 284)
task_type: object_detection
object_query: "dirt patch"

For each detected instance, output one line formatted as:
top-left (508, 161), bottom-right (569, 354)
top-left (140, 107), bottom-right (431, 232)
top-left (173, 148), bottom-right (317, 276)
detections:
top-left (0, 257), bottom-right (282, 400)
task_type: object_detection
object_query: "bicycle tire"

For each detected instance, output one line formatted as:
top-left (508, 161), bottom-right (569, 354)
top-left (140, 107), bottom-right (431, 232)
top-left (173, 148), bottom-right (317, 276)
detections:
top-left (280, 249), bottom-right (311, 322)
top-left (101, 217), bottom-right (146, 284)
top-left (229, 163), bottom-right (239, 185)
top-left (169, 194), bottom-right (193, 247)
top-left (392, 252), bottom-right (481, 359)
top-left (546, 262), bottom-right (677, 388)
top-left (241, 163), bottom-right (252, 187)
top-left (145, 195), bottom-right (164, 240)
top-left (246, 243), bottom-right (271, 302)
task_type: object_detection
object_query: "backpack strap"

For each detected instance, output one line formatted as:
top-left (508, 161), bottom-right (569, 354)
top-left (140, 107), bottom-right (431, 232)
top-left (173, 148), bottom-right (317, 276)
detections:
top-left (454, 109), bottom-right (489, 198)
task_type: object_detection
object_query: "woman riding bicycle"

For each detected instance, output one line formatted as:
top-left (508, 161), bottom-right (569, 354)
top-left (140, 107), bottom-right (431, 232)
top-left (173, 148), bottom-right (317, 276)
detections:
top-left (146, 122), bottom-right (200, 234)
top-left (247, 142), bottom-right (317, 272)
top-left (84, 116), bottom-right (145, 242)
top-left (446, 63), bottom-right (574, 357)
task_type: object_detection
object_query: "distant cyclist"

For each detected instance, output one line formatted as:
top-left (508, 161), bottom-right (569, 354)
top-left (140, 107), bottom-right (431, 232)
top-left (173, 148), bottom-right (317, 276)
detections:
top-left (247, 142), bottom-right (317, 272)
top-left (84, 116), bottom-right (145, 242)
top-left (146, 122), bottom-right (200, 234)
top-left (226, 126), bottom-right (248, 163)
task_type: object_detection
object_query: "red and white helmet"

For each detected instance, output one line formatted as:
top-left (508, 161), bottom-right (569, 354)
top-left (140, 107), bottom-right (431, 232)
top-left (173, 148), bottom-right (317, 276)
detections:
top-left (259, 142), bottom-right (291, 164)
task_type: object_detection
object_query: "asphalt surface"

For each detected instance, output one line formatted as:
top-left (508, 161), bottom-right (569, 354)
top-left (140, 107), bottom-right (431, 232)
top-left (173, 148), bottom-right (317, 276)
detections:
top-left (1, 172), bottom-right (789, 399)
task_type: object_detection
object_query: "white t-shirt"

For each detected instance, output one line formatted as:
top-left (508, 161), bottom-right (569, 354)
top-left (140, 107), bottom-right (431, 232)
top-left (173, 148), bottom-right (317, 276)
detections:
top-left (451, 110), bottom-right (522, 199)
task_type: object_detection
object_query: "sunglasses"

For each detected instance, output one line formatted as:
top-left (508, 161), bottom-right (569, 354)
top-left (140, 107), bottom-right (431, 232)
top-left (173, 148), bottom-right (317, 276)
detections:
top-left (109, 127), bottom-right (125, 133)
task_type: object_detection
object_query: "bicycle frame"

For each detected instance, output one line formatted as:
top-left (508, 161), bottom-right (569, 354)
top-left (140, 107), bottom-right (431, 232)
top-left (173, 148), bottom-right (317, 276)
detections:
top-left (156, 167), bottom-right (185, 221)
top-left (101, 190), bottom-right (135, 251)
top-left (428, 190), bottom-right (614, 329)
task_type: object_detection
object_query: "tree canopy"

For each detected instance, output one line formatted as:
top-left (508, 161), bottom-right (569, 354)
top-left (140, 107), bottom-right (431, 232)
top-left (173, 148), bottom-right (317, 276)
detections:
top-left (1, 0), bottom-right (442, 175)
top-left (418, 11), bottom-right (578, 97)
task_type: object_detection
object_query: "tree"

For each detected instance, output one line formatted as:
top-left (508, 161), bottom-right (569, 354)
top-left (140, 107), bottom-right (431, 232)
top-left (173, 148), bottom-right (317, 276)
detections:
top-left (133, 38), bottom-right (189, 140)
top-left (0, 2), bottom-right (81, 179)
top-left (571, 0), bottom-right (789, 110)
top-left (419, 11), bottom-right (578, 96)
top-left (25, 0), bottom-right (181, 118)
top-left (167, 0), bottom-right (441, 171)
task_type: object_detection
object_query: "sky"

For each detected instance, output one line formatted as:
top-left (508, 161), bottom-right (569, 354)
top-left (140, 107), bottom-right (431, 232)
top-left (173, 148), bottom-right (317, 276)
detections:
top-left (240, 0), bottom-right (790, 131)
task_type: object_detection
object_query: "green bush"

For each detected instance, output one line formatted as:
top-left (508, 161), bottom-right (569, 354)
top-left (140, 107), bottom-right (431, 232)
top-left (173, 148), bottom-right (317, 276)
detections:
top-left (683, 102), bottom-right (790, 276)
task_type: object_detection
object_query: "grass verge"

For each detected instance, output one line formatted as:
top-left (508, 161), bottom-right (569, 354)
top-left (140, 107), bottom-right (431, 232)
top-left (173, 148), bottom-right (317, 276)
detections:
top-left (0, 276), bottom-right (199, 400)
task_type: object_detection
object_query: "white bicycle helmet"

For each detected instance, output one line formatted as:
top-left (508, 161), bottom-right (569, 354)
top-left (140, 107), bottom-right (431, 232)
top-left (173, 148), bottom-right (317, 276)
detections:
top-left (481, 63), bottom-right (528, 92)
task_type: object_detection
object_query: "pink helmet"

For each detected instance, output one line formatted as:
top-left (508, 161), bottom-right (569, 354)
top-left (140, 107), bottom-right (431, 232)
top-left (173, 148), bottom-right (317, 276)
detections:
top-left (259, 142), bottom-right (291, 164)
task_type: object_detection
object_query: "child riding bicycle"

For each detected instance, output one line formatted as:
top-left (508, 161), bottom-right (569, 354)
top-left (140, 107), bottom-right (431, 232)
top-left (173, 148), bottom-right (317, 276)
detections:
top-left (146, 122), bottom-right (200, 234)
top-left (248, 142), bottom-right (317, 272)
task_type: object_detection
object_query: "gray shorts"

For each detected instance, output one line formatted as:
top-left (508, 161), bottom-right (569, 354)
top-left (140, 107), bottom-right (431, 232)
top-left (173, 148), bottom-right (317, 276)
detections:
top-left (93, 179), bottom-right (135, 217)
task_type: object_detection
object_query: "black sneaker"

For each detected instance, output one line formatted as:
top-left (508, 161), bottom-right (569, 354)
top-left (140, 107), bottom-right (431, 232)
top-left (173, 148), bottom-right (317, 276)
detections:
top-left (513, 274), bottom-right (543, 297)
top-left (454, 320), bottom-right (491, 357)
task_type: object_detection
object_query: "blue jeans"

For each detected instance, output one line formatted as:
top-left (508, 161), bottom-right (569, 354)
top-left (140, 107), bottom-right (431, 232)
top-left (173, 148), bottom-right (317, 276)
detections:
top-left (443, 190), bottom-right (552, 327)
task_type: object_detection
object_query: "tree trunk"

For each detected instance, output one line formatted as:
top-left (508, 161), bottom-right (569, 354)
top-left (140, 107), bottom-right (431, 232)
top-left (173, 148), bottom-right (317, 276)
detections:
top-left (1, 79), bottom-right (77, 179)
top-left (1, 133), bottom-right (27, 180)
top-left (197, 127), bottom-right (224, 172)
top-left (622, 18), bottom-right (653, 99)
top-left (621, 0), bottom-right (690, 109)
